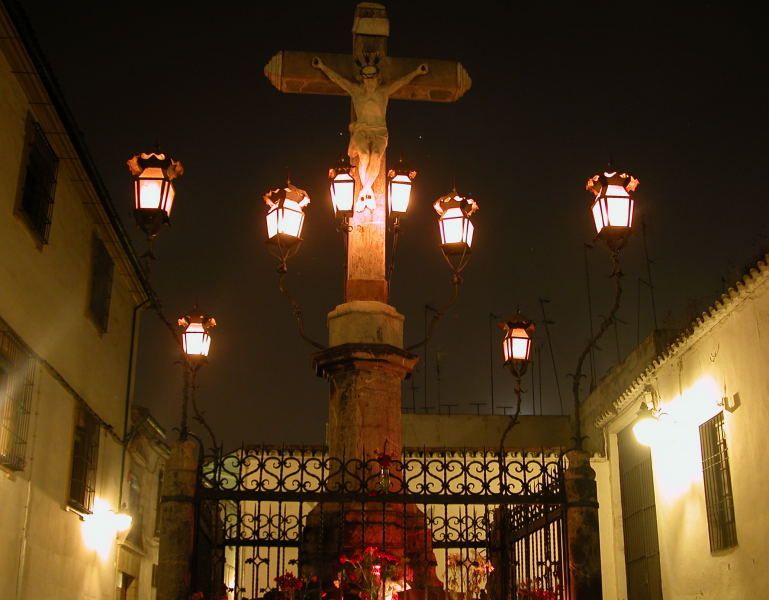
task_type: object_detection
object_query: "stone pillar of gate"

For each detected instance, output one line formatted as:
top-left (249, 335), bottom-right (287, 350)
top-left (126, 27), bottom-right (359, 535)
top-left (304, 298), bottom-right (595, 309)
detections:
top-left (564, 448), bottom-right (602, 599)
top-left (157, 438), bottom-right (199, 600)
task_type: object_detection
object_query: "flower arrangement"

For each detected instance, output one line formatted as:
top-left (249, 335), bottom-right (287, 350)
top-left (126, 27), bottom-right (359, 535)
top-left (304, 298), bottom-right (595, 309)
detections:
top-left (338, 546), bottom-right (410, 600)
top-left (263, 572), bottom-right (322, 600)
top-left (446, 551), bottom-right (494, 598)
top-left (515, 580), bottom-right (560, 600)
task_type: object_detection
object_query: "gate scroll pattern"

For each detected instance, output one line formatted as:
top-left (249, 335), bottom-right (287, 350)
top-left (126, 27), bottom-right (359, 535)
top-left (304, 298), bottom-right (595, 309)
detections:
top-left (195, 446), bottom-right (569, 600)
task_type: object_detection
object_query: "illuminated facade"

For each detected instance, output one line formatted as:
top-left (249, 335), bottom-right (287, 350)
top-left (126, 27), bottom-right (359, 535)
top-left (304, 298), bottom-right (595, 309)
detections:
top-left (0, 4), bottom-right (163, 599)
top-left (581, 256), bottom-right (769, 598)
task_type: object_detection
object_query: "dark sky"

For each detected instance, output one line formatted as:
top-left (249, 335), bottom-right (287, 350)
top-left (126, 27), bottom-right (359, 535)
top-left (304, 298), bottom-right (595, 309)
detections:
top-left (17, 2), bottom-right (769, 449)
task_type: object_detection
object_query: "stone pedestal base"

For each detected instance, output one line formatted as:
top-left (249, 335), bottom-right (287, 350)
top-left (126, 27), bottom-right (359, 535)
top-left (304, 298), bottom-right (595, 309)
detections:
top-left (157, 439), bottom-right (199, 600)
top-left (565, 449), bottom-right (602, 599)
top-left (302, 502), bottom-right (444, 598)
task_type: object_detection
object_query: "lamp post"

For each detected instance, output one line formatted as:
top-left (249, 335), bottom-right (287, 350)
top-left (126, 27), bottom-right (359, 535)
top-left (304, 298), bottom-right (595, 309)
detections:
top-left (566, 162), bottom-right (640, 599)
top-left (177, 310), bottom-right (217, 441)
top-left (126, 150), bottom-right (220, 600)
top-left (498, 313), bottom-right (534, 448)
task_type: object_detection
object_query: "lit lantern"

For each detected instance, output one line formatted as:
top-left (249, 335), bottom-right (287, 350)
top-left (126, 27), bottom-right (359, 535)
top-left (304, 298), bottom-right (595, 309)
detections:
top-left (586, 166), bottom-right (639, 246)
top-left (177, 311), bottom-right (216, 358)
top-left (499, 314), bottom-right (535, 377)
top-left (263, 181), bottom-right (310, 246)
top-left (328, 156), bottom-right (355, 218)
top-left (387, 159), bottom-right (417, 217)
top-left (126, 151), bottom-right (183, 238)
top-left (633, 402), bottom-right (659, 446)
top-left (433, 189), bottom-right (479, 254)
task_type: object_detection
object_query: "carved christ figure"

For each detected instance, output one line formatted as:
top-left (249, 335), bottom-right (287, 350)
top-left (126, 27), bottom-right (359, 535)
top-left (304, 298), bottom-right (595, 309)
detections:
top-left (312, 55), bottom-right (428, 207)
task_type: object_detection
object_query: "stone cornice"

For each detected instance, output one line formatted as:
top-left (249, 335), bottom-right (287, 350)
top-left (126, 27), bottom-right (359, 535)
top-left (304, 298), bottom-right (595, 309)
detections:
top-left (594, 255), bottom-right (769, 428)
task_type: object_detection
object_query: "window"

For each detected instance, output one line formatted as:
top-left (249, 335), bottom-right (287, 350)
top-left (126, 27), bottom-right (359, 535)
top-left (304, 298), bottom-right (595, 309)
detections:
top-left (0, 322), bottom-right (35, 471)
top-left (699, 411), bottom-right (737, 551)
top-left (88, 237), bottom-right (114, 332)
top-left (69, 403), bottom-right (100, 513)
top-left (18, 120), bottom-right (58, 243)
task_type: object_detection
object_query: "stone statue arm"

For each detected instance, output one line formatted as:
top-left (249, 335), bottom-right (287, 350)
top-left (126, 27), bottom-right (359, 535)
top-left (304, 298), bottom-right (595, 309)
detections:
top-left (312, 57), bottom-right (356, 95)
top-left (387, 63), bottom-right (429, 95)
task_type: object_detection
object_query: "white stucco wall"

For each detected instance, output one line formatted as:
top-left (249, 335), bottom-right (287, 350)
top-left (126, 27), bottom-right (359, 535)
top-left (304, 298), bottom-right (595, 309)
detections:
top-left (0, 7), bottom-right (153, 600)
top-left (590, 258), bottom-right (769, 598)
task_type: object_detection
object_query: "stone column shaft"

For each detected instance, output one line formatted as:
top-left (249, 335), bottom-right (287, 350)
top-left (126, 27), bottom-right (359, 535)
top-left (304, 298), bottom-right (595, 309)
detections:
top-left (157, 439), bottom-right (199, 600)
top-left (564, 449), bottom-right (602, 599)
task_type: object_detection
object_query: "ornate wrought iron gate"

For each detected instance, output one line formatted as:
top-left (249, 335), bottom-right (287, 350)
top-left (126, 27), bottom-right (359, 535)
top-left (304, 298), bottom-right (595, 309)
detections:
top-left (193, 446), bottom-right (569, 599)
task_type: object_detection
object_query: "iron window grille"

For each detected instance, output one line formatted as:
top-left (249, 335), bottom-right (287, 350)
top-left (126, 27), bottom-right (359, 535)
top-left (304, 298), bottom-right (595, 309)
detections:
top-left (0, 321), bottom-right (35, 471)
top-left (18, 120), bottom-right (58, 244)
top-left (69, 402), bottom-right (100, 513)
top-left (88, 236), bottom-right (114, 332)
top-left (699, 411), bottom-right (737, 552)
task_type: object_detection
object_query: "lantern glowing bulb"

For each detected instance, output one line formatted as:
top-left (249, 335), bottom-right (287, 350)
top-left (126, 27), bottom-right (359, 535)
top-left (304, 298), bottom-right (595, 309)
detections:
top-left (178, 313), bottom-right (216, 358)
top-left (586, 168), bottom-right (639, 242)
top-left (633, 403), bottom-right (661, 446)
top-left (82, 498), bottom-right (132, 558)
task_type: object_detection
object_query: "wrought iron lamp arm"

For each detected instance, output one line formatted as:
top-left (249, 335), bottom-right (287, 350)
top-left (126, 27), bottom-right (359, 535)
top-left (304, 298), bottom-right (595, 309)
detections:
top-left (386, 218), bottom-right (400, 289)
top-left (186, 360), bottom-right (219, 452)
top-left (498, 373), bottom-right (525, 492)
top-left (276, 267), bottom-right (327, 350)
top-left (570, 249), bottom-right (623, 447)
top-left (406, 272), bottom-right (462, 351)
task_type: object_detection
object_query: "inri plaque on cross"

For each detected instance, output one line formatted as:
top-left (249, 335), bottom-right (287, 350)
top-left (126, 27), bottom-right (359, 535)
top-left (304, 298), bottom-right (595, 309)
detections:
top-left (264, 2), bottom-right (471, 304)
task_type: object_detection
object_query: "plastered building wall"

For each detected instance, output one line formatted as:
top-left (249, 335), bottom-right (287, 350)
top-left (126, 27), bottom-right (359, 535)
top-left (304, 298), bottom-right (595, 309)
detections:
top-left (0, 4), bottom-right (159, 599)
top-left (583, 256), bottom-right (769, 598)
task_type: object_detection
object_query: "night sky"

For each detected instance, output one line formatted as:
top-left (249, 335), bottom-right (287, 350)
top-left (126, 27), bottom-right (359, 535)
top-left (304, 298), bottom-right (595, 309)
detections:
top-left (16, 2), bottom-right (769, 449)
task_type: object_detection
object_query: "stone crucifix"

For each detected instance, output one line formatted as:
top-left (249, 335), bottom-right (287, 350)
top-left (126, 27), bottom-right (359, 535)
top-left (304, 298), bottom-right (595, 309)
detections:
top-left (265, 2), bottom-right (471, 303)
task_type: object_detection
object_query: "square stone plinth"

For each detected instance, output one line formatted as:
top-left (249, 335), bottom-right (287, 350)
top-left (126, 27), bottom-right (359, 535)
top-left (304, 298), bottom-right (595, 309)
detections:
top-left (327, 301), bottom-right (405, 348)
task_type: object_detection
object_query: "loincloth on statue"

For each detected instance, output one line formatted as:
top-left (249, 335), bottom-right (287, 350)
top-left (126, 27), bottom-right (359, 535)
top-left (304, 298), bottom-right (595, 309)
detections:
top-left (347, 122), bottom-right (389, 156)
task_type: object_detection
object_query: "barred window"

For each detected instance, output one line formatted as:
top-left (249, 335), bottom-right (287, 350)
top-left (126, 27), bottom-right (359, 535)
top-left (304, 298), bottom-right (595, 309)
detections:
top-left (0, 324), bottom-right (35, 471)
top-left (69, 403), bottom-right (100, 513)
top-left (699, 412), bottom-right (737, 551)
top-left (88, 237), bottom-right (114, 332)
top-left (18, 120), bottom-right (58, 243)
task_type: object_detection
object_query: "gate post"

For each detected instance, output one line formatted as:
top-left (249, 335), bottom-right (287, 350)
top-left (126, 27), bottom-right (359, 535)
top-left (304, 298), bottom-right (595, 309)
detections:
top-left (564, 449), bottom-right (602, 599)
top-left (157, 438), bottom-right (200, 600)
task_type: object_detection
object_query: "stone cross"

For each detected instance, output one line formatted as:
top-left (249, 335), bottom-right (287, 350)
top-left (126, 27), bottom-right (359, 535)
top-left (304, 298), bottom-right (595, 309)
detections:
top-left (265, 2), bottom-right (471, 303)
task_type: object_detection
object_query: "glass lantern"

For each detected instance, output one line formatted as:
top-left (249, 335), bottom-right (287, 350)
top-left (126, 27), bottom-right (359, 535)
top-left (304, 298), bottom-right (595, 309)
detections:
top-left (586, 167), bottom-right (639, 245)
top-left (126, 151), bottom-right (183, 238)
top-left (178, 312), bottom-right (216, 358)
